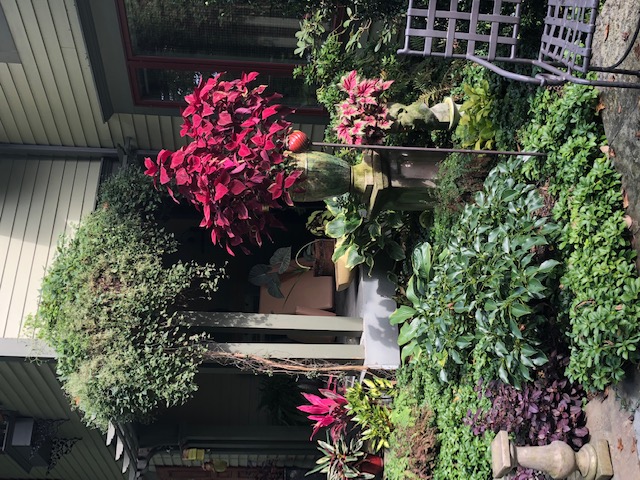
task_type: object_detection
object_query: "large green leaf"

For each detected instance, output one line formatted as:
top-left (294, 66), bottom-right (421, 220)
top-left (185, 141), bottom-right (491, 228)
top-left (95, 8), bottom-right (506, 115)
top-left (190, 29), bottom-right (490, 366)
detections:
top-left (510, 302), bottom-right (532, 318)
top-left (398, 318), bottom-right (421, 345)
top-left (325, 214), bottom-right (348, 238)
top-left (389, 305), bottom-right (417, 325)
top-left (538, 259), bottom-right (560, 273)
top-left (345, 245), bottom-right (365, 268)
top-left (400, 340), bottom-right (419, 363)
top-left (385, 240), bottom-right (406, 261)
top-left (270, 247), bottom-right (291, 274)
top-left (412, 242), bottom-right (433, 280)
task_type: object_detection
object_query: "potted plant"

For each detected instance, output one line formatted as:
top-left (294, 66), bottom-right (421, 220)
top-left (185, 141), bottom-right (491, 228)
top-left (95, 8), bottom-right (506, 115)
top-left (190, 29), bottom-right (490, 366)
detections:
top-left (345, 377), bottom-right (397, 453)
top-left (145, 72), bottom-right (372, 255)
top-left (144, 72), bottom-right (305, 255)
top-left (308, 436), bottom-right (376, 480)
top-left (335, 70), bottom-right (461, 146)
top-left (323, 195), bottom-right (407, 275)
top-left (297, 385), bottom-right (352, 441)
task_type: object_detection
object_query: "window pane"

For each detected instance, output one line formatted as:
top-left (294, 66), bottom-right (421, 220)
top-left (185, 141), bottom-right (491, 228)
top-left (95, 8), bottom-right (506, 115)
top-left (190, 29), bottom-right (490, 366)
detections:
top-left (135, 68), bottom-right (320, 108)
top-left (123, 0), bottom-right (304, 63)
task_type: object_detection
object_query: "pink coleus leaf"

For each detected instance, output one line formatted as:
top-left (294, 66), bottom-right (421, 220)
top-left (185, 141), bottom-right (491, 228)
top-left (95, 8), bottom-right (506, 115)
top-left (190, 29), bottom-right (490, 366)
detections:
top-left (236, 202), bottom-right (249, 220)
top-left (175, 168), bottom-right (189, 186)
top-left (229, 179), bottom-right (246, 195)
top-left (284, 171), bottom-right (301, 188)
top-left (242, 71), bottom-right (260, 83)
top-left (261, 105), bottom-right (279, 120)
top-left (159, 165), bottom-right (170, 185)
top-left (218, 111), bottom-right (233, 126)
top-left (238, 143), bottom-right (254, 158)
top-left (340, 70), bottom-right (359, 93)
top-left (214, 183), bottom-right (229, 201)
top-left (144, 157), bottom-right (158, 176)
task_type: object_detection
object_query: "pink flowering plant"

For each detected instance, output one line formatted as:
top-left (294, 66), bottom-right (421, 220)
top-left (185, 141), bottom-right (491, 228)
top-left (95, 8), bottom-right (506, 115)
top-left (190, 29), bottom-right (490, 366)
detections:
top-left (144, 72), bottom-right (302, 255)
top-left (335, 70), bottom-right (394, 145)
top-left (297, 384), bottom-right (352, 441)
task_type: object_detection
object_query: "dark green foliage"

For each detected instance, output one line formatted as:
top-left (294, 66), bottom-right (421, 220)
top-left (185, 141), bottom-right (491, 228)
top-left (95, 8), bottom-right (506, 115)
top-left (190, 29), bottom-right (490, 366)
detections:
top-left (258, 376), bottom-right (307, 426)
top-left (391, 156), bottom-right (562, 388)
top-left (431, 153), bottom-right (496, 247)
top-left (97, 165), bottom-right (165, 219)
top-left (33, 167), bottom-right (225, 430)
top-left (324, 194), bottom-right (408, 273)
top-left (519, 83), bottom-right (640, 391)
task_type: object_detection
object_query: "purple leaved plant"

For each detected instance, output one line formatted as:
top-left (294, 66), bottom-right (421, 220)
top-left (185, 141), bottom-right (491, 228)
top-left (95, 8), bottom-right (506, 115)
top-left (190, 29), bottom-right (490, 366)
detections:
top-left (466, 351), bottom-right (589, 480)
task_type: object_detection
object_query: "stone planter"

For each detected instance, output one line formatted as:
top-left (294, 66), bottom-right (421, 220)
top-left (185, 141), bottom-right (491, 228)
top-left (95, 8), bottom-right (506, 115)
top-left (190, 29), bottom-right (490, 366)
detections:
top-left (288, 151), bottom-right (352, 202)
top-left (334, 248), bottom-right (356, 292)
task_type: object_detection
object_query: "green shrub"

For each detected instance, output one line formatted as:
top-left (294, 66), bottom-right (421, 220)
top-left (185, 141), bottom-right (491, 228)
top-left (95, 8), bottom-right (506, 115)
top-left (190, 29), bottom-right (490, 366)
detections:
top-left (399, 364), bottom-right (493, 480)
top-left (391, 156), bottom-right (561, 387)
top-left (323, 194), bottom-right (407, 273)
top-left (455, 80), bottom-right (497, 150)
top-left (33, 168), bottom-right (225, 430)
top-left (97, 165), bottom-right (165, 218)
top-left (519, 83), bottom-right (640, 391)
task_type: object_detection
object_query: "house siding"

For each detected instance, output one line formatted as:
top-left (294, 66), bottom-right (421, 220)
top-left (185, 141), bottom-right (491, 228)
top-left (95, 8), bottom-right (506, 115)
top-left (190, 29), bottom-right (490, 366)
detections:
top-left (0, 0), bottom-right (198, 151)
top-left (0, 0), bottom-right (326, 153)
top-left (0, 156), bottom-right (101, 339)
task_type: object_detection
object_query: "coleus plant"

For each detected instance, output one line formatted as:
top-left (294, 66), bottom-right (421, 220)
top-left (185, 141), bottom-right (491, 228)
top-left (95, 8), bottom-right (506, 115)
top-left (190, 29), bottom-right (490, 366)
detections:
top-left (335, 70), bottom-right (394, 145)
top-left (144, 72), bottom-right (302, 255)
top-left (297, 384), bottom-right (351, 441)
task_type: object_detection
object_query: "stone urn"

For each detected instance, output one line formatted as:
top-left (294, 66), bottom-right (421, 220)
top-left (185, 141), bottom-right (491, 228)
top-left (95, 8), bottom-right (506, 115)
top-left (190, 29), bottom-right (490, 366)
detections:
top-left (287, 151), bottom-right (374, 203)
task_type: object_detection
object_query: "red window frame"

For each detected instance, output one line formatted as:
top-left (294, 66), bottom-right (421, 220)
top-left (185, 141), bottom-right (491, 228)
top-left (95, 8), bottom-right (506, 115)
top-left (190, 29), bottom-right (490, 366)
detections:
top-left (115, 0), bottom-right (325, 115)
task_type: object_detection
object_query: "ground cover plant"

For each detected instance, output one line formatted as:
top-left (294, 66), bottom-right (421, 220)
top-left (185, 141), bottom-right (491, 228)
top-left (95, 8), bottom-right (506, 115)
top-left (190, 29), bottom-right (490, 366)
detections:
top-left (388, 74), bottom-right (640, 479)
top-left (517, 84), bottom-right (640, 391)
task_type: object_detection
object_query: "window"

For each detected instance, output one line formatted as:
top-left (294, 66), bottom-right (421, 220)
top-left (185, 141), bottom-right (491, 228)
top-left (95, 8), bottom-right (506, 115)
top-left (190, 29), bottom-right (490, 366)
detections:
top-left (117, 0), bottom-right (321, 112)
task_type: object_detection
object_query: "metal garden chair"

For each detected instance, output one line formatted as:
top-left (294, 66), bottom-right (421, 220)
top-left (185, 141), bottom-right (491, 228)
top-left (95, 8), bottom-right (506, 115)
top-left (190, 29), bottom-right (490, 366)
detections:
top-left (397, 0), bottom-right (640, 88)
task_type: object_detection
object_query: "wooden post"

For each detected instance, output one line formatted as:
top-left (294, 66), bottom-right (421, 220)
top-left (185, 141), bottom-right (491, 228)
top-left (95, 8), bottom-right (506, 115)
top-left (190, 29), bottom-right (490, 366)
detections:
top-left (182, 311), bottom-right (363, 337)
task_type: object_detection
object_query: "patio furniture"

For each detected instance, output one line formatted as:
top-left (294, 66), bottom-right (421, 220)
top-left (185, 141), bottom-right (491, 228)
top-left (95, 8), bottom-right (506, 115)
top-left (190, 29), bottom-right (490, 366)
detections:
top-left (398, 0), bottom-right (640, 88)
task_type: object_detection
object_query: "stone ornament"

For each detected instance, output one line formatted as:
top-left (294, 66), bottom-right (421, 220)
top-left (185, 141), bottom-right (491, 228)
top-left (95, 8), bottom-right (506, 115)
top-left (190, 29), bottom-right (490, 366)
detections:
top-left (491, 430), bottom-right (613, 480)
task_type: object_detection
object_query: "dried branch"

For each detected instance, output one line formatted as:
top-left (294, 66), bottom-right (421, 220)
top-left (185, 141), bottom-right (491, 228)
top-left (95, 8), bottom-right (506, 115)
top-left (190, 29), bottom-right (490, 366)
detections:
top-left (203, 351), bottom-right (370, 377)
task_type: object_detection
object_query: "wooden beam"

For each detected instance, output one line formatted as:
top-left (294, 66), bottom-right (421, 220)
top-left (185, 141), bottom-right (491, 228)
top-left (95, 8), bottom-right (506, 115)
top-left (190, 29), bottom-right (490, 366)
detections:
top-left (214, 343), bottom-right (364, 360)
top-left (182, 311), bottom-right (363, 336)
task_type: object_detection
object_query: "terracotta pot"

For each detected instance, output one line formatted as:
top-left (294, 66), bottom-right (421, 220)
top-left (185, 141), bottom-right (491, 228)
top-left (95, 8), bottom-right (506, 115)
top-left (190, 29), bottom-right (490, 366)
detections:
top-left (359, 454), bottom-right (384, 476)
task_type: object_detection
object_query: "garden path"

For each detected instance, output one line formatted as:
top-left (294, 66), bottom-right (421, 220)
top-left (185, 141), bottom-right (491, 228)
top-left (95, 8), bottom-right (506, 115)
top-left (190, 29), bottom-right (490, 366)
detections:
top-left (583, 0), bottom-right (640, 478)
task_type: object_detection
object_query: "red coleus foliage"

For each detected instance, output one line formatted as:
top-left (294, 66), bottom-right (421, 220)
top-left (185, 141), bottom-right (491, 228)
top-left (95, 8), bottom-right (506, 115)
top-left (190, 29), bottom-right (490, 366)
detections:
top-left (297, 387), bottom-right (351, 441)
top-left (335, 70), bottom-right (394, 145)
top-left (144, 72), bottom-right (302, 255)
